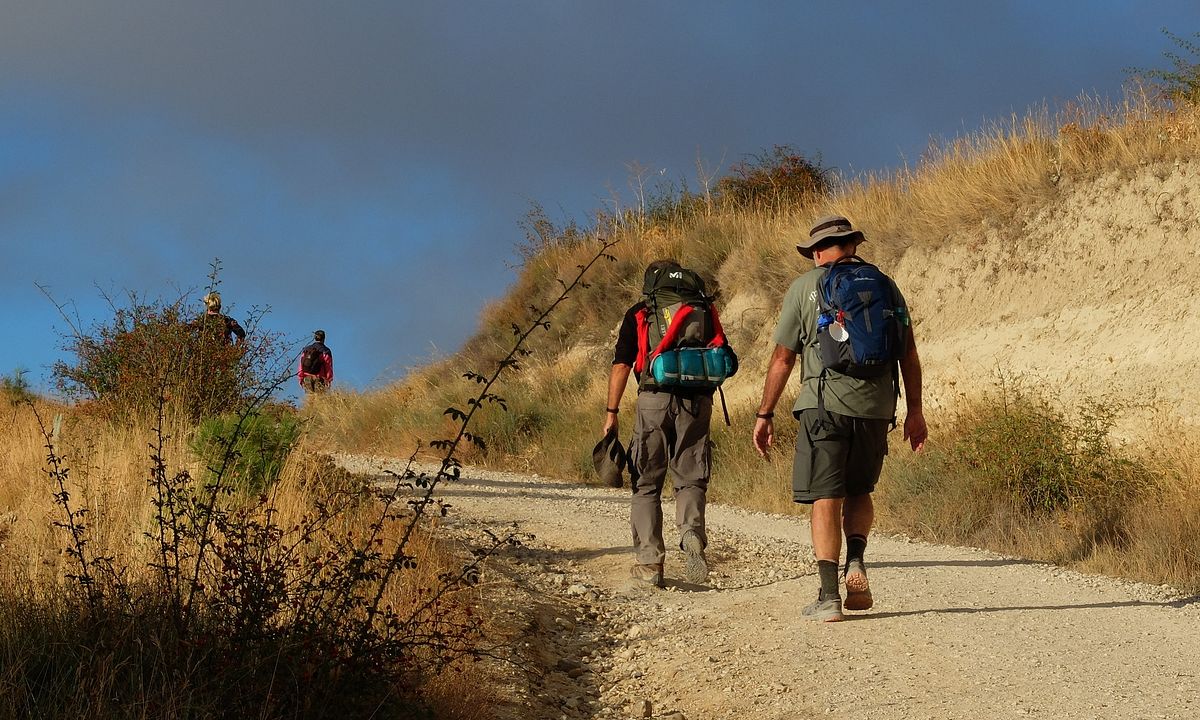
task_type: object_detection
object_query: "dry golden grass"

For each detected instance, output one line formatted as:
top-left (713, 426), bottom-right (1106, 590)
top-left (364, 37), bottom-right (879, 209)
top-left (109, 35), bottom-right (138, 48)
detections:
top-left (0, 401), bottom-right (505, 717)
top-left (0, 401), bottom-right (165, 584)
top-left (868, 379), bottom-right (1200, 594)
top-left (1104, 416), bottom-right (1200, 590)
top-left (825, 92), bottom-right (1200, 262)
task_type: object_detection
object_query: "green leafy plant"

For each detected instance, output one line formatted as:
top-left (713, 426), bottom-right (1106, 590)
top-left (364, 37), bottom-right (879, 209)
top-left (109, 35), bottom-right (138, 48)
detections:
top-left (951, 377), bottom-right (1148, 515)
top-left (191, 407), bottom-right (302, 495)
top-left (1, 368), bottom-right (35, 406)
top-left (876, 375), bottom-right (1158, 570)
top-left (1128, 28), bottom-right (1200, 106)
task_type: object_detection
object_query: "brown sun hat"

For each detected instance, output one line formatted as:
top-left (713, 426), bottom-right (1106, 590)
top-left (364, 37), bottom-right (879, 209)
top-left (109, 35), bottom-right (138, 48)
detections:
top-left (796, 215), bottom-right (866, 258)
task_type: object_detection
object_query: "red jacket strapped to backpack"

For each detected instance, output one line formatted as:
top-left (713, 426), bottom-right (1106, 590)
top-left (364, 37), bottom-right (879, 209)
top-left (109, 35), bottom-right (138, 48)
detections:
top-left (633, 304), bottom-right (728, 375)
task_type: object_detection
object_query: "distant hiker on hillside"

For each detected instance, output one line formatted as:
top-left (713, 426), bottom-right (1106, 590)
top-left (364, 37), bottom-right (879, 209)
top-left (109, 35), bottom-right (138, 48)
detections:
top-left (298, 330), bottom-right (333, 393)
top-left (604, 260), bottom-right (738, 588)
top-left (197, 292), bottom-right (246, 345)
top-left (753, 215), bottom-right (927, 622)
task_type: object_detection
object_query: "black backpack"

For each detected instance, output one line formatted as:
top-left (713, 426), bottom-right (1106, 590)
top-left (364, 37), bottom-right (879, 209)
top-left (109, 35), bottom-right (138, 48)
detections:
top-left (641, 263), bottom-right (715, 355)
top-left (300, 344), bottom-right (325, 374)
top-left (634, 264), bottom-right (736, 399)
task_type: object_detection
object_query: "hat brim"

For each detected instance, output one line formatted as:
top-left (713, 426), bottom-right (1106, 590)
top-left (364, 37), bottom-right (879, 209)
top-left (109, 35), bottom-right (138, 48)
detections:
top-left (796, 229), bottom-right (865, 258)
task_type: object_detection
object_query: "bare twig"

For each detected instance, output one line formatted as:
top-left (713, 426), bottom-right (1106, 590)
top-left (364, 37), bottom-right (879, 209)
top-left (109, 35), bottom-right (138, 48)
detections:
top-left (357, 236), bottom-right (620, 643)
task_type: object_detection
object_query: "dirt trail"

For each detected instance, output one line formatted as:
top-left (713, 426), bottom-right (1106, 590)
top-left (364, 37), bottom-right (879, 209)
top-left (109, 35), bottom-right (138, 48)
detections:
top-left (338, 454), bottom-right (1199, 720)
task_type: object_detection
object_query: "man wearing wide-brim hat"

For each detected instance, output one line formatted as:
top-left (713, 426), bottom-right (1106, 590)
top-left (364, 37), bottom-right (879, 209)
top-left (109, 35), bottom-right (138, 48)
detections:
top-left (752, 214), bottom-right (928, 622)
top-left (796, 215), bottom-right (866, 258)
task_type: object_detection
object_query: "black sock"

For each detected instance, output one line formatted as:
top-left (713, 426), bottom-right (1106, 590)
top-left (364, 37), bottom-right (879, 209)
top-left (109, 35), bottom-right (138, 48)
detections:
top-left (817, 560), bottom-right (840, 599)
top-left (845, 534), bottom-right (868, 572)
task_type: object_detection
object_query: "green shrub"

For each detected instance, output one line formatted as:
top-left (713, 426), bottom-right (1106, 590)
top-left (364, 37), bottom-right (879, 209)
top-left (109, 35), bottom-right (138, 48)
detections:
top-left (1131, 28), bottom-right (1200, 106)
top-left (51, 287), bottom-right (287, 422)
top-left (951, 380), bottom-right (1148, 514)
top-left (1, 369), bottom-right (35, 406)
top-left (878, 376), bottom-right (1155, 563)
top-left (715, 145), bottom-right (833, 210)
top-left (192, 407), bottom-right (302, 494)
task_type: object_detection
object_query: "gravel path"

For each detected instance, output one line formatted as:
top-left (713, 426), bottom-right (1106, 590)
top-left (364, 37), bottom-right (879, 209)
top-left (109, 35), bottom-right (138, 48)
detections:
top-left (337, 454), bottom-right (1200, 720)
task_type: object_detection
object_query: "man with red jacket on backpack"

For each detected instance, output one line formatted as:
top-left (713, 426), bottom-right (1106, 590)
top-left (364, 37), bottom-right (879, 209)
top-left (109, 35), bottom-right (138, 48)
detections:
top-left (604, 260), bottom-right (737, 588)
top-left (298, 330), bottom-right (333, 393)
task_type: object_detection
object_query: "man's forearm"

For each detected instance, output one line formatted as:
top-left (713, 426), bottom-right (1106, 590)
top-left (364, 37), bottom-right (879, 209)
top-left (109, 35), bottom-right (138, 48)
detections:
top-left (899, 329), bottom-right (923, 412)
top-left (758, 345), bottom-right (798, 414)
top-left (607, 363), bottom-right (632, 409)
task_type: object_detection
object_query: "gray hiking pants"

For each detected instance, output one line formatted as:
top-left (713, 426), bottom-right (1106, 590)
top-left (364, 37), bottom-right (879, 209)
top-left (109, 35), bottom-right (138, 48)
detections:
top-left (629, 390), bottom-right (712, 565)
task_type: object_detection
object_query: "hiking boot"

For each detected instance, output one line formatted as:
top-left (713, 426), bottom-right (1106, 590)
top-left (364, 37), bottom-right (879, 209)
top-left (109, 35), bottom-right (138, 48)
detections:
top-left (843, 558), bottom-right (873, 611)
top-left (681, 531), bottom-right (708, 584)
top-left (802, 593), bottom-right (844, 622)
top-left (629, 563), bottom-right (664, 588)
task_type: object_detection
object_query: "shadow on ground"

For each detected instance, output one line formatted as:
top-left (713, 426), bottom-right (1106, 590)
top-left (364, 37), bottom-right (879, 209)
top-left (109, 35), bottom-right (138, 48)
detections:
top-left (856, 597), bottom-right (1195, 620)
top-left (871, 558), bottom-right (1042, 569)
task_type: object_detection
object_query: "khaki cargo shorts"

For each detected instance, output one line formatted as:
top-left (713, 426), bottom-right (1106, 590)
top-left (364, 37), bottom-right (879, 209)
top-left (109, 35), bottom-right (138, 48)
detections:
top-left (792, 408), bottom-right (889, 503)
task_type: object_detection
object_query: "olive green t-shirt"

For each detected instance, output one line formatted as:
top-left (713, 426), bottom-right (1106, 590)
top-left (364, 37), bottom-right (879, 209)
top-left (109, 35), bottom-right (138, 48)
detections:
top-left (772, 266), bottom-right (907, 420)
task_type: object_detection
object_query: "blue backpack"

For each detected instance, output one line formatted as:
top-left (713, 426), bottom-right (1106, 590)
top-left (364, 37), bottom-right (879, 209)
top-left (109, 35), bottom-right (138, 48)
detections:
top-left (816, 256), bottom-right (908, 379)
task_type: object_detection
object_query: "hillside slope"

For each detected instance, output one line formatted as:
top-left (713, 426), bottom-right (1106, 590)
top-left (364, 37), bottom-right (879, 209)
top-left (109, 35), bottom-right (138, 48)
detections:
top-left (519, 158), bottom-right (1200, 442)
top-left (705, 159), bottom-right (1200, 434)
top-left (314, 102), bottom-right (1200, 590)
top-left (900, 160), bottom-right (1200, 429)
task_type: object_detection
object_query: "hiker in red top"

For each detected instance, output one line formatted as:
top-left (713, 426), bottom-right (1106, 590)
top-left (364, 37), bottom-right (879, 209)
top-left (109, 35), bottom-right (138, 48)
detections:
top-left (298, 330), bottom-right (333, 393)
top-left (604, 260), bottom-right (738, 589)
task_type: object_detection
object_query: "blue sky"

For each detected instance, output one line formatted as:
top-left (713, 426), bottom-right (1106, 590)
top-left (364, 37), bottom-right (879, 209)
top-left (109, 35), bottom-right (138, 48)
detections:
top-left (2, 1), bottom-right (1197, 395)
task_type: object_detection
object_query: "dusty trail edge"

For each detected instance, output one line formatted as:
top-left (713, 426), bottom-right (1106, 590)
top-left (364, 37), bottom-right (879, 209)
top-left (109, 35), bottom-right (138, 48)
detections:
top-left (336, 454), bottom-right (1200, 720)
